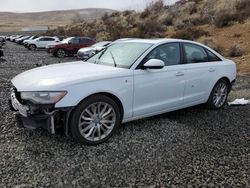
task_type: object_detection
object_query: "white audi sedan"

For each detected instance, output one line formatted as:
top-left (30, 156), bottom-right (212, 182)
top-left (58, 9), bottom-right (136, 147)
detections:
top-left (10, 39), bottom-right (236, 145)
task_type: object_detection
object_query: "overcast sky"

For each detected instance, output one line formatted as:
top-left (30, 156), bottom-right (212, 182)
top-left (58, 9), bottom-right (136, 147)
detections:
top-left (0, 0), bottom-right (178, 12)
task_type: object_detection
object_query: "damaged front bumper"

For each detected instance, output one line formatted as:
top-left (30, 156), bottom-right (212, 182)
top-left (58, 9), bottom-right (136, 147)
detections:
top-left (9, 88), bottom-right (73, 136)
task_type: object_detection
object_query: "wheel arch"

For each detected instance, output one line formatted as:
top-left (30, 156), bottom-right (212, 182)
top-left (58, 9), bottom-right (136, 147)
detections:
top-left (29, 43), bottom-right (36, 47)
top-left (218, 76), bottom-right (232, 91)
top-left (206, 76), bottom-right (232, 103)
top-left (75, 92), bottom-right (124, 119)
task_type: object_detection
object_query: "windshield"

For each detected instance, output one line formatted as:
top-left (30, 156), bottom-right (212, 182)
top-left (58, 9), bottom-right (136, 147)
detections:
top-left (61, 37), bottom-right (74, 43)
top-left (92, 41), bottom-right (110, 48)
top-left (88, 42), bottom-right (152, 68)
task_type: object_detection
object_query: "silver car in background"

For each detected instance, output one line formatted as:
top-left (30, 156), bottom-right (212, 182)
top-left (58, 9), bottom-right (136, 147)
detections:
top-left (77, 41), bottom-right (111, 60)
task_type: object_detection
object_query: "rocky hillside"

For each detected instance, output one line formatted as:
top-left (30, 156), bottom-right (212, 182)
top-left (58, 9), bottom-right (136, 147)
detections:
top-left (47, 0), bottom-right (250, 75)
top-left (0, 8), bottom-right (115, 32)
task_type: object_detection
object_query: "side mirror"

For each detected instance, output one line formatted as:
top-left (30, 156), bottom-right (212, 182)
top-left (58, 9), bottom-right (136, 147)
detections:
top-left (68, 41), bottom-right (72, 44)
top-left (142, 59), bottom-right (165, 69)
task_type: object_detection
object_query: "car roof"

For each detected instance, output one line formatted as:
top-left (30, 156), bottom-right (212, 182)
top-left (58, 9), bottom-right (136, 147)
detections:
top-left (116, 38), bottom-right (225, 60)
top-left (117, 38), bottom-right (202, 45)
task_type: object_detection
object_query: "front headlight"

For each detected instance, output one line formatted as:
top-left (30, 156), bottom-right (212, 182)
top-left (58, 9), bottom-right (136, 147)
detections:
top-left (20, 91), bottom-right (67, 104)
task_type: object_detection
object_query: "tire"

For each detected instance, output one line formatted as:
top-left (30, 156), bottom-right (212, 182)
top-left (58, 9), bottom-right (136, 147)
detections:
top-left (29, 44), bottom-right (36, 51)
top-left (70, 95), bottom-right (122, 145)
top-left (56, 49), bottom-right (66, 58)
top-left (206, 79), bottom-right (230, 110)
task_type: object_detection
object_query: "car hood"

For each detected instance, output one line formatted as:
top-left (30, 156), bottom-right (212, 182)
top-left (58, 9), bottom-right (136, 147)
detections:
top-left (12, 61), bottom-right (131, 91)
top-left (78, 47), bottom-right (93, 53)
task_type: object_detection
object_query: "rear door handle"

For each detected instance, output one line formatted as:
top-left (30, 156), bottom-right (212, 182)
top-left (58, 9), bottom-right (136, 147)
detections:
top-left (209, 68), bottom-right (215, 72)
top-left (176, 72), bottom-right (184, 77)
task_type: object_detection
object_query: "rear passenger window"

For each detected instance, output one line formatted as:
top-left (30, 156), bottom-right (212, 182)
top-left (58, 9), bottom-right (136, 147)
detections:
top-left (206, 49), bottom-right (222, 62)
top-left (71, 38), bottom-right (80, 44)
top-left (145, 43), bottom-right (181, 66)
top-left (184, 43), bottom-right (208, 63)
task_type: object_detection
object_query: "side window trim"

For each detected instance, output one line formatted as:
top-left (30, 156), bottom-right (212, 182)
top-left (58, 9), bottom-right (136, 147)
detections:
top-left (204, 48), bottom-right (222, 62)
top-left (182, 42), bottom-right (209, 64)
top-left (136, 42), bottom-right (183, 69)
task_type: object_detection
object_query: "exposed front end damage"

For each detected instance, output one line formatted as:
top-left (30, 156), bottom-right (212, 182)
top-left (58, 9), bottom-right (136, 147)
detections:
top-left (9, 87), bottom-right (73, 136)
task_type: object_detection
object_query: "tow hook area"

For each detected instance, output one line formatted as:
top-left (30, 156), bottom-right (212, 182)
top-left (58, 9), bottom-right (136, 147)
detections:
top-left (44, 110), bottom-right (58, 134)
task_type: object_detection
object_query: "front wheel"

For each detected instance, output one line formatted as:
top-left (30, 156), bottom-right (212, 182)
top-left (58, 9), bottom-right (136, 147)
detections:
top-left (70, 95), bottom-right (122, 145)
top-left (206, 79), bottom-right (230, 109)
top-left (29, 44), bottom-right (36, 50)
top-left (56, 49), bottom-right (66, 58)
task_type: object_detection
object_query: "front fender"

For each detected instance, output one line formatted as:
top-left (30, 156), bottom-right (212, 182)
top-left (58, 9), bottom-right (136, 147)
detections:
top-left (55, 76), bottom-right (134, 119)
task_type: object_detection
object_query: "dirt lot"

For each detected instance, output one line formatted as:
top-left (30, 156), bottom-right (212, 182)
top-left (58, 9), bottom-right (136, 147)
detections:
top-left (0, 42), bottom-right (249, 187)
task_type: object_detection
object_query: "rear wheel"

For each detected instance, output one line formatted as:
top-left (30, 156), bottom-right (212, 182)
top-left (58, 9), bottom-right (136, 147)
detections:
top-left (206, 79), bottom-right (230, 109)
top-left (70, 95), bottom-right (121, 145)
top-left (29, 44), bottom-right (36, 50)
top-left (56, 49), bottom-right (66, 58)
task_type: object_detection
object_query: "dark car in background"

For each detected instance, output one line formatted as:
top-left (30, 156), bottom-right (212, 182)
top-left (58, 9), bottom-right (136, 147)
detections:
top-left (77, 41), bottom-right (111, 60)
top-left (15, 36), bottom-right (31, 44)
top-left (12, 35), bottom-right (23, 42)
top-left (0, 36), bottom-right (6, 46)
top-left (47, 37), bottom-right (96, 58)
top-left (0, 44), bottom-right (3, 58)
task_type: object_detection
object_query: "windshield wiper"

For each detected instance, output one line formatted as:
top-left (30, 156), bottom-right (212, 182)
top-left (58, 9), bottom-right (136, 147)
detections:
top-left (109, 50), bottom-right (117, 67)
top-left (95, 47), bottom-right (108, 64)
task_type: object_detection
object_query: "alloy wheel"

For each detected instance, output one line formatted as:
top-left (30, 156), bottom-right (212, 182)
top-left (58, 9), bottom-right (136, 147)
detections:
top-left (78, 102), bottom-right (116, 141)
top-left (57, 49), bottom-right (65, 58)
top-left (212, 82), bottom-right (228, 108)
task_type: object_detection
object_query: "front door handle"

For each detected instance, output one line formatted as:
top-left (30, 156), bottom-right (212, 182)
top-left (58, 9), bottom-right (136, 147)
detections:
top-left (209, 68), bottom-right (215, 72)
top-left (176, 72), bottom-right (184, 77)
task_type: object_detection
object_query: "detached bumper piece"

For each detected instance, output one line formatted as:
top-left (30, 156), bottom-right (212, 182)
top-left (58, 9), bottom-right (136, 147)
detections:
top-left (9, 88), bottom-right (73, 135)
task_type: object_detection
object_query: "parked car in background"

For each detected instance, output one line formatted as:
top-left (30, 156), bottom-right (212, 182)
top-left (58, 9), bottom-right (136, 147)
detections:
top-left (0, 43), bottom-right (3, 57)
top-left (0, 36), bottom-right (6, 45)
top-left (9, 35), bottom-right (19, 42)
top-left (27, 36), bottom-right (60, 50)
top-left (0, 49), bottom-right (3, 58)
top-left (10, 38), bottom-right (236, 145)
top-left (15, 36), bottom-right (31, 44)
top-left (23, 36), bottom-right (38, 47)
top-left (47, 37), bottom-right (96, 57)
top-left (12, 35), bottom-right (23, 42)
top-left (77, 41), bottom-right (111, 60)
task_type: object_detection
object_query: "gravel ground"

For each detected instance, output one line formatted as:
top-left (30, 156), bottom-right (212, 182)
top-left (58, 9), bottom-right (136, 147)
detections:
top-left (0, 42), bottom-right (249, 187)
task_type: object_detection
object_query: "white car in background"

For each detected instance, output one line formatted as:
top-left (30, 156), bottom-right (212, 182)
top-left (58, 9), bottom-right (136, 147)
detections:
top-left (27, 36), bottom-right (59, 50)
top-left (23, 36), bottom-right (38, 47)
top-left (10, 39), bottom-right (236, 145)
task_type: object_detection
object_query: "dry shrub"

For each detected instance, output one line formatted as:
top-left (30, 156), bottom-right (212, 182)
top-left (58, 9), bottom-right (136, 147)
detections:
top-left (172, 27), bottom-right (209, 40)
top-left (162, 15), bottom-right (173, 26)
top-left (140, 9), bottom-right (151, 19)
top-left (189, 14), bottom-right (210, 26)
top-left (227, 44), bottom-right (245, 57)
top-left (146, 0), bottom-right (165, 12)
top-left (138, 16), bottom-right (166, 38)
top-left (214, 10), bottom-right (235, 27)
top-left (140, 0), bottom-right (165, 19)
top-left (174, 20), bottom-right (185, 30)
top-left (236, 0), bottom-right (250, 16)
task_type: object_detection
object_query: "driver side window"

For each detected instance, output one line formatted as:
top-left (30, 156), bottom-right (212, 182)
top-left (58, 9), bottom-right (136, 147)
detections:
top-left (145, 43), bottom-right (181, 66)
